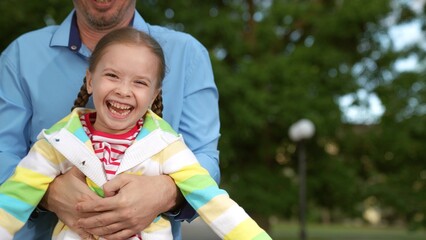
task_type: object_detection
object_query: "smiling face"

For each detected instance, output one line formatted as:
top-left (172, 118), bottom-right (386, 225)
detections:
top-left (86, 43), bottom-right (161, 134)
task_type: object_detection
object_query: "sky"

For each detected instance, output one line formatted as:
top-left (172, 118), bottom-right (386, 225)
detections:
top-left (339, 0), bottom-right (425, 124)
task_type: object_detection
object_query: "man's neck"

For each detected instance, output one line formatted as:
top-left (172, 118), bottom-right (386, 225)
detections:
top-left (76, 15), bottom-right (134, 51)
top-left (78, 26), bottom-right (109, 51)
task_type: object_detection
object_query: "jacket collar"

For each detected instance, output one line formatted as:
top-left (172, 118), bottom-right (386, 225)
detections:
top-left (43, 107), bottom-right (178, 141)
top-left (41, 108), bottom-right (180, 187)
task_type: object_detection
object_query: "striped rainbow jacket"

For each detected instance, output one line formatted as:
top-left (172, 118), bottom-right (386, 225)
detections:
top-left (0, 108), bottom-right (271, 240)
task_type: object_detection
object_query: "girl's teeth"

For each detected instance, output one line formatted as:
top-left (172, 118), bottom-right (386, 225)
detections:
top-left (110, 108), bottom-right (130, 116)
top-left (110, 101), bottom-right (131, 110)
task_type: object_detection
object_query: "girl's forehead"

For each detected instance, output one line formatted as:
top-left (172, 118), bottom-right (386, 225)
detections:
top-left (99, 44), bottom-right (154, 61)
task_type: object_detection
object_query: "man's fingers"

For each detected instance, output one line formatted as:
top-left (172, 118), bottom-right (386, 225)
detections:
top-left (99, 228), bottom-right (137, 240)
top-left (73, 226), bottom-right (95, 240)
top-left (68, 166), bottom-right (86, 180)
top-left (76, 194), bottom-right (118, 213)
top-left (102, 174), bottom-right (130, 197)
top-left (85, 220), bottom-right (127, 237)
top-left (77, 208), bottom-right (121, 229)
top-left (77, 211), bottom-right (125, 235)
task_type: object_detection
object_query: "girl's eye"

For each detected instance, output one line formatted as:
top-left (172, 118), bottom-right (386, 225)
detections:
top-left (135, 80), bottom-right (148, 86)
top-left (105, 73), bottom-right (118, 79)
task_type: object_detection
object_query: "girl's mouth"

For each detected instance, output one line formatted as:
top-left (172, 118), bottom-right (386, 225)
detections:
top-left (107, 100), bottom-right (133, 117)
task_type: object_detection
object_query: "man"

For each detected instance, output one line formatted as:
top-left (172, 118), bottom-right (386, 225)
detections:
top-left (0, 0), bottom-right (220, 239)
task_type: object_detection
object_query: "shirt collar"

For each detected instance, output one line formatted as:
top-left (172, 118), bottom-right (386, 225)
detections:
top-left (68, 12), bottom-right (81, 52)
top-left (50, 10), bottom-right (75, 48)
top-left (50, 10), bottom-right (148, 53)
top-left (132, 10), bottom-right (150, 33)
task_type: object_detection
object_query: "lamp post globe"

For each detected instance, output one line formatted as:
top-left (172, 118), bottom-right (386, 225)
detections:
top-left (289, 119), bottom-right (315, 142)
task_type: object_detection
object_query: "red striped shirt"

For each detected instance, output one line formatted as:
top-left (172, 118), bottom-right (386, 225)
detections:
top-left (80, 113), bottom-right (143, 180)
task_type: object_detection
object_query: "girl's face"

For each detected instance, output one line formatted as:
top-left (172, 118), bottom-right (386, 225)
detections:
top-left (86, 43), bottom-right (160, 134)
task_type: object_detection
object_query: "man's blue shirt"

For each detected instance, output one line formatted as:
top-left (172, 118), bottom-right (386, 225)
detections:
top-left (0, 10), bottom-right (220, 239)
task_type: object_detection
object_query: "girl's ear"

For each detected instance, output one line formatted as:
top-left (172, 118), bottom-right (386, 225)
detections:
top-left (86, 70), bottom-right (93, 94)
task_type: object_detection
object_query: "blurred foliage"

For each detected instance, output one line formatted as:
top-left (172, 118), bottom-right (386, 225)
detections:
top-left (0, 0), bottom-right (73, 50)
top-left (1, 0), bottom-right (426, 231)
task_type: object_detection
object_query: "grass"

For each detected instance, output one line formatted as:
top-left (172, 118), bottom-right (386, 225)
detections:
top-left (271, 222), bottom-right (426, 240)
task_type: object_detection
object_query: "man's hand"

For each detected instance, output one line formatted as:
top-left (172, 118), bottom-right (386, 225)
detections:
top-left (75, 174), bottom-right (182, 240)
top-left (41, 167), bottom-right (101, 239)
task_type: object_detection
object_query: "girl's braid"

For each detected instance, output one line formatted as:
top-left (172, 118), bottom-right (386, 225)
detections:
top-left (151, 90), bottom-right (163, 117)
top-left (71, 77), bottom-right (91, 112)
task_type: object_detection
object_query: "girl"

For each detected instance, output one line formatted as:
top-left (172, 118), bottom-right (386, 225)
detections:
top-left (0, 27), bottom-right (271, 240)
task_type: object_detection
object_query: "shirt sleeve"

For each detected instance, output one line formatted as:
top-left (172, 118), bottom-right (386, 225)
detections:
top-left (0, 43), bottom-right (33, 184)
top-left (179, 39), bottom-right (220, 182)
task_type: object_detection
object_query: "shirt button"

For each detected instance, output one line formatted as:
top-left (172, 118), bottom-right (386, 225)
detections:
top-left (70, 45), bottom-right (78, 51)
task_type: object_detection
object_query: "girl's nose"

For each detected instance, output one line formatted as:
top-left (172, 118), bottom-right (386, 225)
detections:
top-left (115, 82), bottom-right (131, 97)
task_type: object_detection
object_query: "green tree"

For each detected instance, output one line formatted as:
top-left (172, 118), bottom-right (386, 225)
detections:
top-left (2, 0), bottom-right (425, 231)
top-left (153, 0), bottom-right (390, 225)
top-left (0, 0), bottom-right (72, 50)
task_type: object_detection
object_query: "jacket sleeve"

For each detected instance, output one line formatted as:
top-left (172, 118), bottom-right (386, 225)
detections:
top-left (0, 139), bottom-right (63, 239)
top-left (162, 140), bottom-right (272, 240)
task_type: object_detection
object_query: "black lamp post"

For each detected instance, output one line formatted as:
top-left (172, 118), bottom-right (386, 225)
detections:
top-left (289, 119), bottom-right (315, 240)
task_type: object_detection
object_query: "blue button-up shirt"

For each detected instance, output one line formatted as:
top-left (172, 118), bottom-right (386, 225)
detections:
top-left (0, 10), bottom-right (220, 240)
